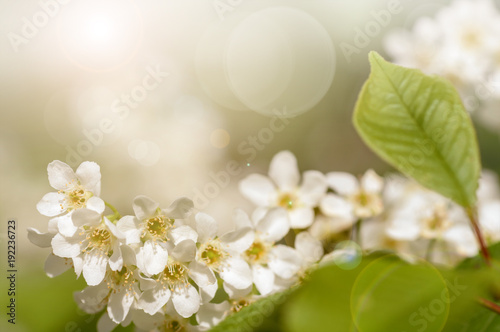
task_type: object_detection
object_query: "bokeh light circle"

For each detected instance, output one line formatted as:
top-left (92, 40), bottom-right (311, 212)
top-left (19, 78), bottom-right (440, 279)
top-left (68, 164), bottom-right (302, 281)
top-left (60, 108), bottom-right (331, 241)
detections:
top-left (195, 15), bottom-right (251, 112)
top-left (331, 240), bottom-right (363, 270)
top-left (225, 7), bottom-right (336, 117)
top-left (128, 139), bottom-right (161, 166)
top-left (210, 129), bottom-right (231, 149)
top-left (58, 0), bottom-right (143, 72)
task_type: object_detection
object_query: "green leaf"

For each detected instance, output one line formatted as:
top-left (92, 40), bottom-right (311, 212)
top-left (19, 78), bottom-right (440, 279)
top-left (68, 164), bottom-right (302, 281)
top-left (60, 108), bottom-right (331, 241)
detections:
top-left (353, 51), bottom-right (481, 207)
top-left (208, 289), bottom-right (293, 332)
top-left (283, 253), bottom-right (494, 332)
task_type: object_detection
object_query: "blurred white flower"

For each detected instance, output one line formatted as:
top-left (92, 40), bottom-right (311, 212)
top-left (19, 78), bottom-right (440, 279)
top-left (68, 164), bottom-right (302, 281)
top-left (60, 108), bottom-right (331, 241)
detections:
top-left (384, 17), bottom-right (443, 74)
top-left (239, 150), bottom-right (327, 229)
top-left (323, 169), bottom-right (384, 219)
top-left (384, 0), bottom-right (500, 129)
top-left (385, 188), bottom-right (478, 257)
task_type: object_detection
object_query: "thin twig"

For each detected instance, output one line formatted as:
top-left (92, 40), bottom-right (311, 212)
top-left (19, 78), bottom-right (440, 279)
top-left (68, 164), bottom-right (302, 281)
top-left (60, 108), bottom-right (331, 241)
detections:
top-left (479, 298), bottom-right (500, 315)
top-left (466, 207), bottom-right (491, 267)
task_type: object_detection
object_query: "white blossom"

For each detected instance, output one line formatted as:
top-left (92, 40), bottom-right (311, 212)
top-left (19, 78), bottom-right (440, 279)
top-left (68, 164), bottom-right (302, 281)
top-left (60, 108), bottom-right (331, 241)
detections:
top-left (239, 150), bottom-right (327, 228)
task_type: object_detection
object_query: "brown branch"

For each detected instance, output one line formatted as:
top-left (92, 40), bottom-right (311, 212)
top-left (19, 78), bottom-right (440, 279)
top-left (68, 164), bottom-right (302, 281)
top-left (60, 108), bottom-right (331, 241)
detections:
top-left (479, 298), bottom-right (500, 315)
top-left (466, 207), bottom-right (491, 267)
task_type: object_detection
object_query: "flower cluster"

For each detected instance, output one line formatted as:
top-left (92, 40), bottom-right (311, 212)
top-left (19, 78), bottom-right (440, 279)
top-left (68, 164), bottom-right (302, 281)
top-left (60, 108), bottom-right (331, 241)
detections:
top-left (384, 0), bottom-right (500, 129)
top-left (29, 152), bottom-right (500, 331)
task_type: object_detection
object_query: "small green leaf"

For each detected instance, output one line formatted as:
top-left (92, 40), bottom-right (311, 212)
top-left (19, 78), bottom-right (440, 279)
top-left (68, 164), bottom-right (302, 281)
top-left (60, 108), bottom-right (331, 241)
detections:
top-left (353, 51), bottom-right (481, 207)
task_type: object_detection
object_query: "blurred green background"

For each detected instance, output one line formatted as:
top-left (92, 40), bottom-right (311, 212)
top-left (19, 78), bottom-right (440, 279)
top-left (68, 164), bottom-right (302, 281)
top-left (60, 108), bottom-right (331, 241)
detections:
top-left (1, 0), bottom-right (499, 331)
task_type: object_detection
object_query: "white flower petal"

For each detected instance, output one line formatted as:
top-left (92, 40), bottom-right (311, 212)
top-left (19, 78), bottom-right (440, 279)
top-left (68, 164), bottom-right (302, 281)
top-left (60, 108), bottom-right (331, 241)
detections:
top-left (48, 218), bottom-right (59, 234)
top-left (269, 245), bottom-right (301, 279)
top-left (27, 228), bottom-right (53, 248)
top-left (219, 257), bottom-right (252, 289)
top-left (269, 150), bottom-right (300, 192)
top-left (86, 196), bottom-right (105, 214)
top-left (220, 227), bottom-right (254, 253)
top-left (189, 261), bottom-right (217, 288)
top-left (172, 285), bottom-right (200, 318)
top-left (73, 256), bottom-right (83, 277)
top-left (195, 213), bottom-right (217, 243)
top-left (444, 226), bottom-right (478, 257)
top-left (51, 233), bottom-right (82, 258)
top-left (320, 194), bottom-right (355, 221)
top-left (57, 212), bottom-right (78, 237)
top-left (97, 313), bottom-right (118, 332)
top-left (36, 192), bottom-right (65, 217)
top-left (295, 232), bottom-right (324, 263)
top-left (109, 244), bottom-right (123, 271)
top-left (48, 160), bottom-right (77, 191)
top-left (223, 282), bottom-right (252, 299)
top-left (133, 195), bottom-right (159, 220)
top-left (170, 225), bottom-right (198, 245)
top-left (76, 161), bottom-right (101, 195)
top-left (83, 252), bottom-right (108, 286)
top-left (199, 279), bottom-right (218, 303)
top-left (233, 208), bottom-right (253, 230)
top-left (251, 207), bottom-right (269, 227)
top-left (253, 265), bottom-right (275, 296)
top-left (361, 169), bottom-right (384, 194)
top-left (479, 200), bottom-right (500, 237)
top-left (326, 172), bottom-right (360, 196)
top-left (386, 219), bottom-right (420, 241)
top-left (137, 241), bottom-right (169, 276)
top-left (116, 216), bottom-right (141, 245)
top-left (138, 274), bottom-right (157, 291)
top-left (196, 302), bottom-right (230, 330)
top-left (120, 245), bottom-right (136, 266)
top-left (164, 197), bottom-right (194, 219)
top-left (72, 208), bottom-right (102, 227)
top-left (239, 174), bottom-right (277, 207)
top-left (108, 289), bottom-right (134, 323)
top-left (104, 218), bottom-right (125, 240)
top-left (131, 309), bottom-right (164, 331)
top-left (172, 240), bottom-right (196, 262)
top-left (298, 170), bottom-right (327, 206)
top-left (288, 207), bottom-right (315, 229)
top-left (74, 283), bottom-right (109, 313)
top-left (256, 208), bottom-right (290, 243)
top-left (138, 287), bottom-right (171, 315)
top-left (45, 254), bottom-right (71, 278)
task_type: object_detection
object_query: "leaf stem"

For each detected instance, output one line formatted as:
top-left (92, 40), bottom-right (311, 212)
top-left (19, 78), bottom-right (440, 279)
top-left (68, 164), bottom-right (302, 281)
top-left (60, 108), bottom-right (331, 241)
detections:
top-left (105, 201), bottom-right (122, 220)
top-left (425, 239), bottom-right (437, 262)
top-left (350, 219), bottom-right (363, 248)
top-left (466, 207), bottom-right (491, 267)
top-left (478, 298), bottom-right (500, 315)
